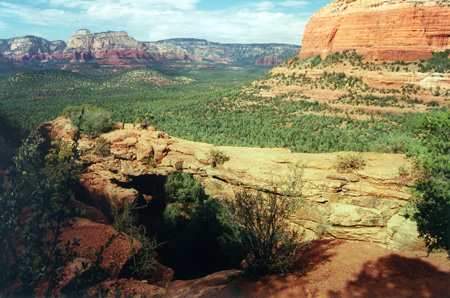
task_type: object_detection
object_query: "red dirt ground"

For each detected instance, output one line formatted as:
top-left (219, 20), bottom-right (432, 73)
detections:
top-left (213, 239), bottom-right (450, 298)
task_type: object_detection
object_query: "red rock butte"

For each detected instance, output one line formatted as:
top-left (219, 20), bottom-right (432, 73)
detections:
top-left (299, 0), bottom-right (450, 62)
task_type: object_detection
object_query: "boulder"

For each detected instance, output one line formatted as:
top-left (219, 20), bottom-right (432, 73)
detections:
top-left (87, 279), bottom-right (166, 298)
top-left (57, 218), bottom-right (142, 294)
top-left (164, 270), bottom-right (242, 298)
top-left (387, 214), bottom-right (428, 252)
top-left (328, 203), bottom-right (385, 227)
top-left (151, 262), bottom-right (175, 288)
top-left (421, 73), bottom-right (450, 89)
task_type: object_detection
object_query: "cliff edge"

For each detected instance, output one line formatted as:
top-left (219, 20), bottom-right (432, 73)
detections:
top-left (39, 117), bottom-right (426, 253)
top-left (299, 0), bottom-right (450, 62)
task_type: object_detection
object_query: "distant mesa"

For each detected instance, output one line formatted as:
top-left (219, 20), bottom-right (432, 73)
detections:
top-left (299, 0), bottom-right (450, 62)
top-left (73, 29), bottom-right (91, 36)
top-left (0, 29), bottom-right (301, 68)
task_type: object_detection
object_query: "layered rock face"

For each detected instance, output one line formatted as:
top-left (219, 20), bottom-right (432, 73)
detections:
top-left (299, 0), bottom-right (450, 62)
top-left (146, 39), bottom-right (300, 65)
top-left (40, 117), bottom-right (426, 253)
top-left (0, 36), bottom-right (66, 60)
top-left (255, 55), bottom-right (282, 66)
top-left (65, 29), bottom-right (149, 65)
top-left (66, 29), bottom-right (142, 51)
top-left (0, 30), bottom-right (300, 67)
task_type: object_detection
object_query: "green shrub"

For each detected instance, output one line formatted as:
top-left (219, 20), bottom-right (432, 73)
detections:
top-left (162, 173), bottom-right (237, 279)
top-left (395, 164), bottom-right (413, 188)
top-left (164, 173), bottom-right (208, 204)
top-left (418, 50), bottom-right (450, 73)
top-left (142, 156), bottom-right (156, 168)
top-left (310, 55), bottom-right (322, 67)
top-left (0, 131), bottom-right (81, 296)
top-left (335, 153), bottom-right (367, 172)
top-left (206, 148), bottom-right (229, 167)
top-left (371, 133), bottom-right (411, 154)
top-left (315, 221), bottom-right (330, 239)
top-left (63, 105), bottom-right (114, 136)
top-left (135, 111), bottom-right (155, 128)
top-left (112, 198), bottom-right (158, 280)
top-left (220, 165), bottom-right (307, 276)
top-left (93, 137), bottom-right (110, 156)
top-left (426, 100), bottom-right (440, 107)
top-left (398, 200), bottom-right (418, 219)
top-left (407, 111), bottom-right (450, 257)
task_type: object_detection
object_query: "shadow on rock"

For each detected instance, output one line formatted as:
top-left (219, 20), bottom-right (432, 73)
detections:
top-left (329, 254), bottom-right (450, 298)
top-left (221, 239), bottom-right (342, 298)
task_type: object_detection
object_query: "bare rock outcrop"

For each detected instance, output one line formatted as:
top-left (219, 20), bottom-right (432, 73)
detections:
top-left (299, 0), bottom-right (450, 62)
top-left (66, 29), bottom-right (143, 52)
top-left (1, 31), bottom-right (300, 67)
top-left (0, 36), bottom-right (67, 61)
top-left (386, 214), bottom-right (427, 252)
top-left (163, 270), bottom-right (242, 298)
top-left (255, 55), bottom-right (282, 66)
top-left (88, 279), bottom-right (166, 298)
top-left (60, 218), bottom-right (140, 279)
top-left (42, 117), bottom-right (423, 252)
top-left (54, 217), bottom-right (144, 294)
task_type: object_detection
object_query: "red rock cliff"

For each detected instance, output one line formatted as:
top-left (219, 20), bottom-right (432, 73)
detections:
top-left (299, 0), bottom-right (450, 62)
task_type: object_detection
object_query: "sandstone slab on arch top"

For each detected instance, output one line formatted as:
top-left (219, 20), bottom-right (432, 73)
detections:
top-left (299, 0), bottom-right (450, 62)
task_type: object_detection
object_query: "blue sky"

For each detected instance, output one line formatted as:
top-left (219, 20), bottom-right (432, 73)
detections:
top-left (0, 0), bottom-right (333, 44)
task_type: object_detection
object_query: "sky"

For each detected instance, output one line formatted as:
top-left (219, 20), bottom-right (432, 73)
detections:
top-left (0, 0), bottom-right (333, 45)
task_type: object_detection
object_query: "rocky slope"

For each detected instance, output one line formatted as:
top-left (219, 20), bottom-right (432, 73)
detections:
top-left (299, 0), bottom-right (450, 62)
top-left (254, 56), bottom-right (450, 119)
top-left (0, 36), bottom-right (66, 60)
top-left (0, 29), bottom-right (300, 67)
top-left (144, 38), bottom-right (297, 65)
top-left (39, 117), bottom-right (426, 253)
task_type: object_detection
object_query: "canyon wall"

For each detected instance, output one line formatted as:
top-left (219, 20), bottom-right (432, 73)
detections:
top-left (299, 0), bottom-right (450, 62)
top-left (66, 29), bottom-right (143, 52)
top-left (0, 30), bottom-right (300, 67)
top-left (0, 36), bottom-right (66, 61)
top-left (40, 117), bottom-right (427, 253)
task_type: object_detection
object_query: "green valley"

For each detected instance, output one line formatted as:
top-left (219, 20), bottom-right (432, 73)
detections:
top-left (1, 52), bottom-right (450, 156)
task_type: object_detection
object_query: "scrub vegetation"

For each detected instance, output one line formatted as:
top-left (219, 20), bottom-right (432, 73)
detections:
top-left (1, 51), bottom-right (450, 295)
top-left (3, 54), bottom-right (449, 155)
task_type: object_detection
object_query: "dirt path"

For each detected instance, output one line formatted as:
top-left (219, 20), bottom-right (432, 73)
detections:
top-left (206, 240), bottom-right (450, 298)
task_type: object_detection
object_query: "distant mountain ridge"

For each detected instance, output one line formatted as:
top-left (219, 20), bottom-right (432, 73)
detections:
top-left (0, 29), bottom-right (301, 68)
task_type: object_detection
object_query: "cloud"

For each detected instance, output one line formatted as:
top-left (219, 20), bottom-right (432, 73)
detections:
top-left (0, 2), bottom-right (72, 26)
top-left (0, 0), bottom-right (309, 44)
top-left (137, 8), bottom-right (308, 44)
top-left (279, 1), bottom-right (309, 8)
top-left (247, 1), bottom-right (275, 11)
top-left (48, 0), bottom-right (93, 8)
top-left (48, 0), bottom-right (199, 10)
top-left (0, 20), bottom-right (10, 30)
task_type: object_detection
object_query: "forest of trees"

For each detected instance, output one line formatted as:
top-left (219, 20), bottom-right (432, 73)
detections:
top-left (1, 61), bottom-right (444, 157)
top-left (1, 52), bottom-right (450, 295)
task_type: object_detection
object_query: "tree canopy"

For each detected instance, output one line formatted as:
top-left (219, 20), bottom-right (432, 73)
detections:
top-left (408, 111), bottom-right (450, 257)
